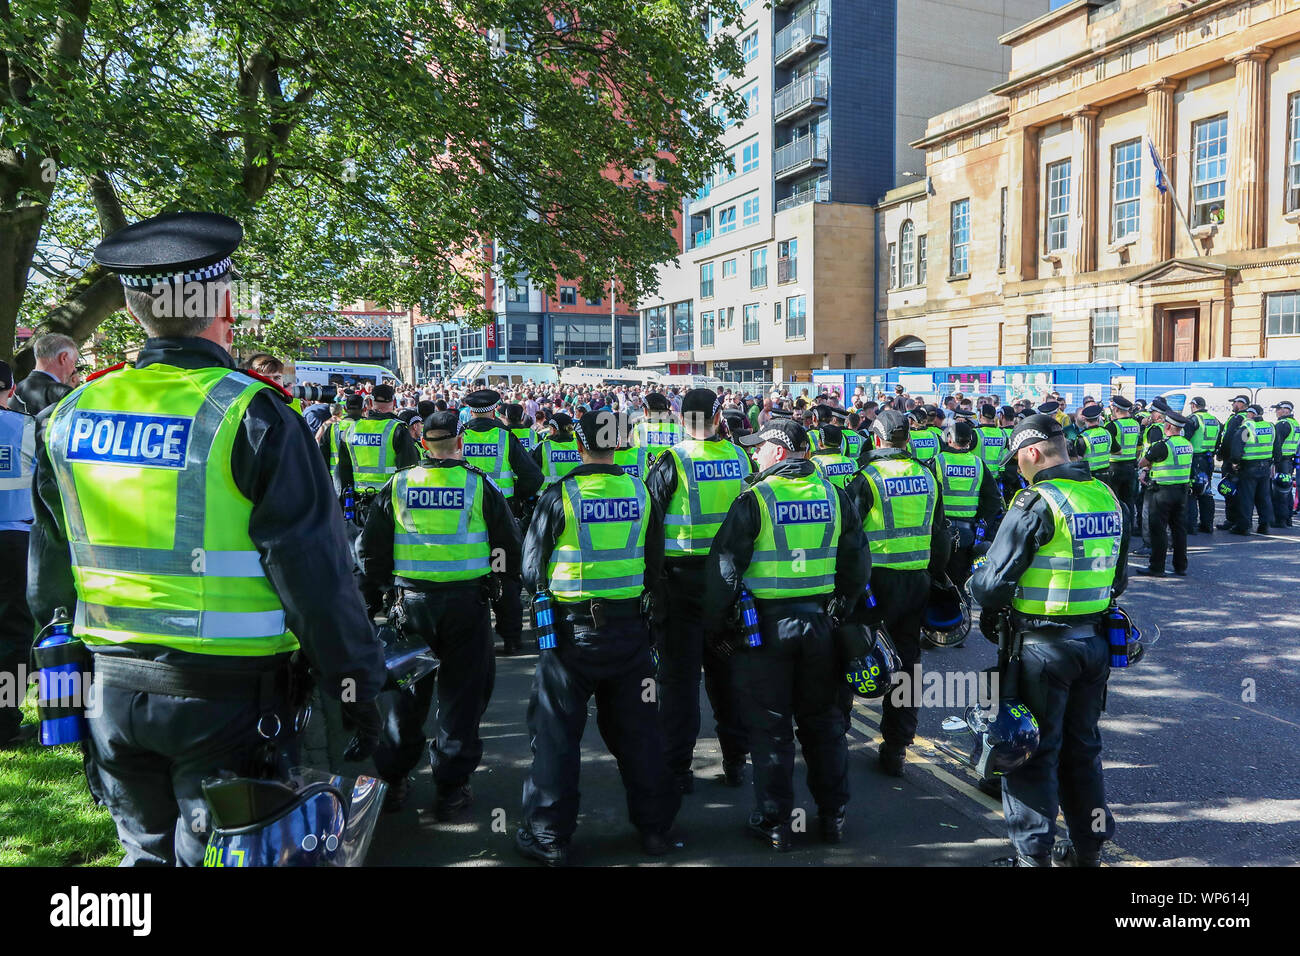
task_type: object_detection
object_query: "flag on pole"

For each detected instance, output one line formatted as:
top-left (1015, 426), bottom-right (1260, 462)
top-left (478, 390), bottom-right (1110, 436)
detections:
top-left (1147, 137), bottom-right (1168, 195)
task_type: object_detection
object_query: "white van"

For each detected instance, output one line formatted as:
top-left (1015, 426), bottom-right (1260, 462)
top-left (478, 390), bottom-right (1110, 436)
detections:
top-left (560, 367), bottom-right (661, 388)
top-left (451, 361), bottom-right (559, 387)
top-left (657, 374), bottom-right (725, 391)
top-left (291, 361), bottom-right (402, 388)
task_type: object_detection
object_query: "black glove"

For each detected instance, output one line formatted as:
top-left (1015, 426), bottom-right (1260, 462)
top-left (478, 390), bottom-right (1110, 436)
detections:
top-left (341, 699), bottom-right (382, 762)
top-left (978, 608), bottom-right (1001, 645)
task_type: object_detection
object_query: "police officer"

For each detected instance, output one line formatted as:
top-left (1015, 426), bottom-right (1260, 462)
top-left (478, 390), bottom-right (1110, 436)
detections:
top-left (29, 212), bottom-right (387, 865)
top-left (517, 411), bottom-right (678, 864)
top-left (1186, 397), bottom-right (1220, 535)
top-left (320, 392), bottom-right (364, 493)
top-left (647, 389), bottom-right (754, 793)
top-left (502, 402), bottom-right (536, 454)
top-left (1073, 404), bottom-right (1112, 480)
top-left (935, 420), bottom-right (1002, 592)
top-left (1224, 404), bottom-right (1275, 534)
top-left (703, 418), bottom-right (868, 849)
top-left (533, 412), bottom-right (583, 492)
top-left (358, 410), bottom-right (521, 815)
top-left (971, 414), bottom-right (1128, 866)
top-left (1215, 394), bottom-right (1252, 529)
top-left (837, 407), bottom-right (865, 461)
top-left (1104, 395), bottom-right (1142, 518)
top-left (337, 383), bottom-right (420, 494)
top-left (1136, 412), bottom-right (1194, 576)
top-left (633, 392), bottom-right (685, 461)
top-left (852, 410), bottom-right (951, 775)
top-left (908, 408), bottom-right (940, 468)
top-left (461, 389), bottom-right (542, 656)
top-left (1270, 402), bottom-right (1297, 528)
top-left (811, 423), bottom-right (862, 491)
top-left (0, 360), bottom-right (37, 744)
top-left (613, 418), bottom-right (650, 483)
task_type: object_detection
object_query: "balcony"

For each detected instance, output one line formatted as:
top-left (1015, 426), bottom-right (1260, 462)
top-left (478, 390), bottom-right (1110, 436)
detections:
top-left (774, 73), bottom-right (828, 124)
top-left (692, 228), bottom-right (712, 250)
top-left (774, 136), bottom-right (828, 181)
top-left (775, 11), bottom-right (829, 67)
top-left (778, 256), bottom-right (798, 284)
top-left (775, 177), bottom-right (830, 211)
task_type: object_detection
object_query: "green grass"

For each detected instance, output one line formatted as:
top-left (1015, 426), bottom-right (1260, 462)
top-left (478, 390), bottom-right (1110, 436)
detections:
top-left (0, 703), bottom-right (122, 866)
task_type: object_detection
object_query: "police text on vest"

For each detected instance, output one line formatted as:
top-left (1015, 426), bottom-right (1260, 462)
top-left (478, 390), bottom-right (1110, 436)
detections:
top-left (66, 411), bottom-right (191, 469)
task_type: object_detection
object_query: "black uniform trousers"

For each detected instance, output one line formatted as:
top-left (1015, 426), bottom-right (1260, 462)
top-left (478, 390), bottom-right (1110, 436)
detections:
top-left (871, 567), bottom-right (931, 750)
top-left (729, 600), bottom-right (847, 823)
top-left (1002, 626), bottom-right (1115, 860)
top-left (655, 564), bottom-right (747, 776)
top-left (493, 575), bottom-right (524, 650)
top-left (1147, 484), bottom-right (1188, 574)
top-left (947, 519), bottom-right (976, 592)
top-left (1272, 459), bottom-right (1295, 527)
top-left (1186, 453), bottom-right (1216, 532)
top-left (522, 605), bottom-right (679, 845)
top-left (86, 663), bottom-right (293, 866)
top-left (372, 586), bottom-right (495, 789)
top-left (1231, 461), bottom-right (1274, 532)
top-left (0, 529), bottom-right (34, 741)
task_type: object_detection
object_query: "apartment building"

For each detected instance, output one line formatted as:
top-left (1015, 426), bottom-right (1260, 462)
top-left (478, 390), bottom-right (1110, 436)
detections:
top-left (878, 0), bottom-right (1300, 367)
top-left (637, 0), bottom-right (1048, 383)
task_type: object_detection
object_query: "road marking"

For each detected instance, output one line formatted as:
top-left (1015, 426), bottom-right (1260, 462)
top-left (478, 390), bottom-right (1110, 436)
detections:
top-left (849, 702), bottom-right (1150, 867)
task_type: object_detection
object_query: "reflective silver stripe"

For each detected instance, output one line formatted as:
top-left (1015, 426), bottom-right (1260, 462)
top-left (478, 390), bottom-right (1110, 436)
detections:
top-left (0, 475), bottom-right (29, 491)
top-left (395, 557), bottom-right (491, 573)
top-left (552, 546), bottom-right (646, 561)
top-left (864, 528), bottom-right (922, 542)
top-left (75, 602), bottom-right (287, 639)
top-left (70, 543), bottom-right (264, 577)
top-left (393, 532), bottom-right (488, 546)
top-left (871, 549), bottom-right (930, 566)
top-left (741, 575), bottom-right (834, 591)
top-left (1034, 482), bottom-right (1121, 562)
top-left (864, 462), bottom-right (936, 538)
top-left (551, 574), bottom-right (645, 594)
top-left (1014, 585), bottom-right (1113, 604)
top-left (754, 477), bottom-right (837, 558)
top-left (1027, 554), bottom-right (1102, 573)
top-left (663, 514), bottom-right (694, 526)
top-left (393, 469), bottom-right (479, 542)
top-left (751, 546), bottom-right (835, 562)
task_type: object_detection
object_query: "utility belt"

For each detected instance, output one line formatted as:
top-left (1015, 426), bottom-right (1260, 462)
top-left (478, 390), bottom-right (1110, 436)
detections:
top-left (556, 596), bottom-right (643, 624)
top-left (1017, 622), bottom-right (1104, 646)
top-left (394, 574), bottom-right (494, 595)
top-left (93, 652), bottom-right (293, 706)
top-left (1148, 481), bottom-right (1189, 492)
top-left (753, 595), bottom-right (830, 617)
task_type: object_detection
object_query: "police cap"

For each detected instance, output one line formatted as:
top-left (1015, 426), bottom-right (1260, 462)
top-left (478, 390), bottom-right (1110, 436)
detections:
top-left (872, 409), bottom-right (911, 443)
top-left (738, 419), bottom-right (808, 452)
top-left (372, 384), bottom-right (395, 403)
top-left (93, 211), bottom-right (242, 287)
top-left (1110, 395), bottom-right (1133, 410)
top-left (464, 389), bottom-right (501, 414)
top-left (1191, 396), bottom-right (1207, 408)
top-left (422, 411), bottom-right (461, 442)
top-left (1036, 401), bottom-right (1060, 415)
top-left (819, 424), bottom-right (844, 447)
top-left (550, 412), bottom-right (574, 431)
top-left (1080, 403), bottom-right (1103, 420)
top-left (397, 408), bottom-right (420, 427)
top-left (682, 387), bottom-right (721, 417)
top-left (1247, 404), bottom-right (1264, 416)
top-left (575, 410), bottom-right (626, 453)
top-left (344, 393), bottom-right (364, 411)
top-left (1003, 414), bottom-right (1064, 464)
top-left (645, 392), bottom-right (671, 412)
top-left (1164, 410), bottom-right (1189, 426)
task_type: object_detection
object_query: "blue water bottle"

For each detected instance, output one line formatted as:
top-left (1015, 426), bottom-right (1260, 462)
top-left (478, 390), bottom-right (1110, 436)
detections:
top-left (533, 591), bottom-right (557, 651)
top-left (863, 585), bottom-right (878, 611)
top-left (34, 607), bottom-right (90, 746)
top-left (342, 485), bottom-right (356, 523)
top-left (1104, 606), bottom-right (1129, 669)
top-left (737, 588), bottom-right (762, 648)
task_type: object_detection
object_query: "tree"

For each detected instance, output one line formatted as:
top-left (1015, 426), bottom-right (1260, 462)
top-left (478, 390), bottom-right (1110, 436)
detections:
top-left (2, 0), bottom-right (744, 371)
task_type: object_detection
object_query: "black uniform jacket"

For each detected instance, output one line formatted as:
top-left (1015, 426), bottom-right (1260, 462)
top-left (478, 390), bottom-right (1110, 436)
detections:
top-left (701, 457), bottom-right (870, 627)
top-left (28, 337), bottom-right (387, 701)
top-left (522, 463), bottom-right (665, 597)
top-left (970, 460), bottom-right (1130, 625)
top-left (333, 410), bottom-right (421, 490)
top-left (358, 456), bottom-right (522, 590)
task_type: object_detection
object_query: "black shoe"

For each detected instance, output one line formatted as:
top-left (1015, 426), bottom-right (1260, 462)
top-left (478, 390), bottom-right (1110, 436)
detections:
top-left (515, 827), bottom-right (568, 866)
top-left (1230, 529), bottom-right (1251, 536)
top-left (640, 830), bottom-right (672, 857)
top-left (1052, 840), bottom-right (1101, 867)
top-left (434, 783), bottom-right (473, 821)
top-left (877, 744), bottom-right (905, 777)
top-left (673, 771), bottom-right (695, 795)
top-left (498, 640), bottom-right (522, 656)
top-left (722, 759), bottom-right (746, 788)
top-left (977, 776), bottom-right (1002, 798)
top-left (1174, 569), bottom-right (1188, 577)
top-left (746, 814), bottom-right (792, 852)
top-left (1136, 567), bottom-right (1165, 577)
top-left (987, 852), bottom-right (1051, 867)
top-left (1215, 522), bottom-right (1233, 531)
top-left (383, 777), bottom-right (411, 813)
top-left (819, 808), bottom-right (847, 844)
top-left (1199, 525), bottom-right (1215, 534)
top-left (1256, 526), bottom-right (1270, 535)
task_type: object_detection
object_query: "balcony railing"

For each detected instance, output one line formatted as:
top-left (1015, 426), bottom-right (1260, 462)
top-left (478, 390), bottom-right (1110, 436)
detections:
top-left (775, 11), bottom-right (829, 66)
top-left (692, 228), bottom-right (712, 249)
top-left (774, 136), bottom-right (829, 180)
top-left (778, 256), bottom-right (798, 284)
top-left (774, 73), bottom-right (828, 123)
top-left (775, 178), bottom-right (830, 213)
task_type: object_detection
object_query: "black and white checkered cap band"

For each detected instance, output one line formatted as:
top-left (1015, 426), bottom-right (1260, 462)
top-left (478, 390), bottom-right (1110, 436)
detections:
top-left (468, 400), bottom-right (500, 415)
top-left (1007, 429), bottom-right (1049, 456)
top-left (117, 257), bottom-right (233, 288)
top-left (712, 395), bottom-right (725, 416)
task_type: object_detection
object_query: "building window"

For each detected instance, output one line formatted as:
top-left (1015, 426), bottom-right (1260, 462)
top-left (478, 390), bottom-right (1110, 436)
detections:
top-left (1091, 308), bottom-right (1119, 361)
top-left (1288, 94), bottom-right (1300, 212)
top-left (645, 306), bottom-right (667, 353)
top-left (1267, 292), bottom-right (1300, 337)
top-left (558, 286), bottom-right (577, 305)
top-left (741, 29), bottom-right (759, 64)
top-left (917, 235), bottom-right (927, 282)
top-left (950, 199), bottom-right (970, 276)
top-left (778, 238), bottom-right (797, 283)
top-left (741, 139), bottom-right (761, 174)
top-left (899, 220), bottom-right (916, 287)
top-left (740, 81), bottom-right (760, 120)
top-left (716, 150), bottom-right (738, 186)
top-left (1046, 159), bottom-right (1071, 253)
top-left (743, 303), bottom-right (760, 343)
top-left (998, 187), bottom-right (1007, 270)
top-left (672, 301), bottom-right (693, 351)
top-left (1028, 314), bottom-right (1052, 364)
top-left (585, 296), bottom-right (602, 307)
top-left (507, 279), bottom-right (528, 303)
top-left (724, 306), bottom-right (735, 329)
top-left (1192, 114), bottom-right (1228, 227)
top-left (786, 295), bottom-right (807, 339)
top-left (700, 310), bottom-right (715, 348)
top-left (1111, 139), bottom-right (1141, 241)
top-left (718, 204), bottom-right (738, 234)
top-left (741, 192), bottom-right (761, 228)
top-left (774, 301), bottom-right (781, 325)
top-left (888, 243), bottom-right (897, 289)
top-left (750, 247), bottom-right (768, 288)
top-left (722, 258), bottom-right (736, 279)
top-left (700, 262), bottom-right (714, 299)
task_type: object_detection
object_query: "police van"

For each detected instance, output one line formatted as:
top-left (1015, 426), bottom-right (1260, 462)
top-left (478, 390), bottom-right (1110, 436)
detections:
top-left (451, 362), bottom-right (559, 387)
top-left (560, 367), bottom-right (661, 389)
top-left (290, 361), bottom-right (402, 389)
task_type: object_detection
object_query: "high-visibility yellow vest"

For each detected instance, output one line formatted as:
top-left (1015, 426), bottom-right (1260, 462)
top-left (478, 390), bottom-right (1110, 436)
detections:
top-left (391, 464), bottom-right (491, 582)
top-left (614, 445), bottom-right (649, 481)
top-left (1189, 412), bottom-right (1221, 455)
top-left (861, 456), bottom-right (937, 570)
top-left (1150, 436), bottom-right (1193, 485)
top-left (1241, 420), bottom-right (1275, 462)
top-left (462, 425), bottom-right (515, 499)
top-left (812, 452), bottom-right (859, 490)
top-left (1012, 478), bottom-right (1121, 618)
top-left (743, 472), bottom-right (840, 599)
top-left (935, 450), bottom-right (982, 520)
top-left (842, 430), bottom-right (864, 461)
top-left (540, 435), bottom-right (583, 488)
top-left (1280, 420), bottom-right (1300, 458)
top-left (510, 425), bottom-right (536, 453)
top-left (909, 428), bottom-right (939, 463)
top-left (662, 438), bottom-right (752, 558)
top-left (1079, 426), bottom-right (1112, 474)
top-left (326, 418), bottom-right (358, 485)
top-left (633, 419), bottom-right (685, 459)
top-left (547, 472), bottom-right (649, 602)
top-left (1109, 419), bottom-right (1142, 463)
top-left (976, 425), bottom-right (1006, 476)
top-left (45, 365), bottom-right (296, 656)
top-left (347, 417), bottom-right (402, 491)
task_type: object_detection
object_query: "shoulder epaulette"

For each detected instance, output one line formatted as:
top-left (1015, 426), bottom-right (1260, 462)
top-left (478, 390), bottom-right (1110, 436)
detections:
top-left (85, 362), bottom-right (126, 382)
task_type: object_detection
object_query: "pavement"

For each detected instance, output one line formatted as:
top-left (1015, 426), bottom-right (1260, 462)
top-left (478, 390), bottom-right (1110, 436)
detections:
top-left (359, 499), bottom-right (1300, 867)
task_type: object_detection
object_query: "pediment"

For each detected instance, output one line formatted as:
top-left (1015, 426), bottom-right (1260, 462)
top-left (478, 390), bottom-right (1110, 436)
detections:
top-left (1128, 259), bottom-right (1236, 287)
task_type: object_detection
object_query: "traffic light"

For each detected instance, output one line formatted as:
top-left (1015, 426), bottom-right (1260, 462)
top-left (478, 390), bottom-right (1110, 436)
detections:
top-left (450, 342), bottom-right (459, 365)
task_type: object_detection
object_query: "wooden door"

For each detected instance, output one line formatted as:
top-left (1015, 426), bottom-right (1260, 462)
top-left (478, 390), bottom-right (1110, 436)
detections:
top-left (1169, 308), bottom-right (1198, 363)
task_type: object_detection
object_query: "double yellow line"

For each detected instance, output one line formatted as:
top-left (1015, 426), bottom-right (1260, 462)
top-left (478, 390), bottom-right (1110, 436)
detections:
top-left (849, 699), bottom-right (1149, 866)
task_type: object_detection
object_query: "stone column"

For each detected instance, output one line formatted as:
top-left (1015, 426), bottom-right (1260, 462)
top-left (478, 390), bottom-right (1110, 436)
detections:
top-left (1225, 46), bottom-right (1270, 252)
top-left (1141, 79), bottom-right (1176, 263)
top-left (1008, 125), bottom-right (1039, 282)
top-left (1068, 106), bottom-right (1099, 274)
